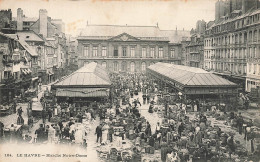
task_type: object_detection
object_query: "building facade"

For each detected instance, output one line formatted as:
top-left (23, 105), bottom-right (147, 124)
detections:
top-left (185, 34), bottom-right (204, 68)
top-left (205, 0), bottom-right (260, 92)
top-left (77, 25), bottom-right (190, 73)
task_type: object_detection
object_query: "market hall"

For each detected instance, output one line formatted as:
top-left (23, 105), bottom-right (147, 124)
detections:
top-left (51, 62), bottom-right (111, 104)
top-left (147, 62), bottom-right (239, 107)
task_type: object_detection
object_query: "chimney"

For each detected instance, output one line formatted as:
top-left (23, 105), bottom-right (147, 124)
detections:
top-left (39, 9), bottom-right (48, 38)
top-left (17, 8), bottom-right (23, 31)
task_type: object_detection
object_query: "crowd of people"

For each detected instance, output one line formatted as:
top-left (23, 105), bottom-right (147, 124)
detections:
top-left (0, 72), bottom-right (259, 162)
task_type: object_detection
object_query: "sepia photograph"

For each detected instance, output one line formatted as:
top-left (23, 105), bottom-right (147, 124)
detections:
top-left (0, 0), bottom-right (260, 161)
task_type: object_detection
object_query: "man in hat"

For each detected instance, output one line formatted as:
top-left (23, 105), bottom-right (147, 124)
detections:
top-left (95, 123), bottom-right (103, 143)
top-left (17, 107), bottom-right (23, 116)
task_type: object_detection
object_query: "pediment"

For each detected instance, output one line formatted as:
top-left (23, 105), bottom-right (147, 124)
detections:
top-left (108, 33), bottom-right (140, 42)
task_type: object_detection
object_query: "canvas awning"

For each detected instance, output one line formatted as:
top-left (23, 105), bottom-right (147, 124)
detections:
top-left (56, 88), bottom-right (109, 97)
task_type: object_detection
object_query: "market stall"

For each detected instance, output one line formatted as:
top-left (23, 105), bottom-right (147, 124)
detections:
top-left (147, 62), bottom-right (239, 108)
top-left (52, 62), bottom-right (111, 104)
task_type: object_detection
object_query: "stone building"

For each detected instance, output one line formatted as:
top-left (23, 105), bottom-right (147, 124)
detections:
top-left (0, 9), bottom-right (12, 31)
top-left (204, 0), bottom-right (260, 92)
top-left (77, 25), bottom-right (190, 73)
top-left (185, 34), bottom-right (204, 68)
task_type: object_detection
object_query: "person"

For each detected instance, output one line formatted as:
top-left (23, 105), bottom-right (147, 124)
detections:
top-left (17, 107), bottom-right (23, 116)
top-left (155, 122), bottom-right (161, 133)
top-left (237, 112), bottom-right (244, 135)
top-left (42, 109), bottom-right (46, 124)
top-left (161, 138), bottom-right (168, 162)
top-left (95, 124), bottom-right (103, 143)
top-left (58, 121), bottom-right (63, 131)
top-left (9, 124), bottom-right (15, 143)
top-left (76, 112), bottom-right (83, 123)
top-left (245, 119), bottom-right (253, 140)
top-left (28, 116), bottom-right (34, 128)
top-left (142, 94), bottom-right (147, 105)
top-left (35, 124), bottom-right (45, 143)
top-left (178, 122), bottom-right (185, 136)
top-left (0, 122), bottom-right (4, 140)
top-left (17, 115), bottom-right (24, 125)
top-left (47, 108), bottom-right (53, 122)
top-left (145, 122), bottom-right (152, 137)
top-left (108, 125), bottom-right (114, 143)
top-left (70, 130), bottom-right (75, 142)
top-left (48, 125), bottom-right (55, 143)
top-left (82, 139), bottom-right (87, 149)
top-left (227, 135), bottom-right (235, 159)
top-left (13, 101), bottom-right (17, 113)
top-left (148, 104), bottom-right (153, 113)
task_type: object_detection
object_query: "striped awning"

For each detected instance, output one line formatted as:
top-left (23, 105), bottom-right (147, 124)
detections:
top-left (21, 69), bottom-right (30, 74)
top-left (56, 88), bottom-right (109, 97)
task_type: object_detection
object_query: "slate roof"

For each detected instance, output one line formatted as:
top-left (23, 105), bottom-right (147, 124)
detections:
top-left (17, 31), bottom-right (44, 42)
top-left (19, 39), bottom-right (38, 56)
top-left (148, 62), bottom-right (237, 87)
top-left (53, 62), bottom-right (111, 87)
top-left (79, 25), bottom-right (190, 43)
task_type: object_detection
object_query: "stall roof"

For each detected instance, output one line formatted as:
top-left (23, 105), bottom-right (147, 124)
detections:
top-left (53, 62), bottom-right (111, 87)
top-left (148, 62), bottom-right (237, 87)
top-left (56, 88), bottom-right (109, 97)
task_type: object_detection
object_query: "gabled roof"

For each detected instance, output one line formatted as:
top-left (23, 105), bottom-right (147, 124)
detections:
top-left (17, 30), bottom-right (44, 42)
top-left (148, 62), bottom-right (237, 87)
top-left (53, 62), bottom-right (111, 87)
top-left (107, 33), bottom-right (141, 42)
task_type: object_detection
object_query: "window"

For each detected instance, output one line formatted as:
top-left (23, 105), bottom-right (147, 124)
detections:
top-left (142, 48), bottom-right (146, 58)
top-left (122, 61), bottom-right (127, 71)
top-left (150, 47), bottom-right (155, 58)
top-left (48, 58), bottom-right (53, 65)
top-left (83, 46), bottom-right (89, 57)
top-left (159, 47), bottom-right (163, 58)
top-left (253, 64), bottom-right (256, 74)
top-left (4, 71), bottom-right (11, 79)
top-left (102, 46), bottom-right (107, 57)
top-left (114, 46), bottom-right (118, 57)
top-left (122, 47), bottom-right (127, 57)
top-left (141, 62), bottom-right (146, 71)
top-left (93, 46), bottom-right (98, 57)
top-left (101, 61), bottom-right (107, 68)
top-left (130, 47), bottom-right (135, 57)
top-left (113, 62), bottom-right (118, 71)
top-left (130, 62), bottom-right (135, 73)
top-left (170, 48), bottom-right (175, 58)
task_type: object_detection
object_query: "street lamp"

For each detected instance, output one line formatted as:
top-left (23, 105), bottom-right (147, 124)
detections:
top-left (178, 92), bottom-right (183, 109)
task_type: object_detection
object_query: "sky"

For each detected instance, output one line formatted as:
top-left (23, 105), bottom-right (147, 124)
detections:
top-left (0, 0), bottom-right (217, 36)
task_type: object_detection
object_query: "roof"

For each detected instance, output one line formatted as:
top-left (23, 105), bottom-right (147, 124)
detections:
top-left (53, 62), bottom-right (111, 87)
top-left (17, 31), bottom-right (44, 42)
top-left (78, 25), bottom-right (190, 43)
top-left (12, 17), bottom-right (38, 22)
top-left (1, 33), bottom-right (17, 40)
top-left (148, 62), bottom-right (237, 87)
top-left (19, 39), bottom-right (38, 56)
top-left (160, 30), bottom-right (190, 43)
top-left (56, 88), bottom-right (109, 97)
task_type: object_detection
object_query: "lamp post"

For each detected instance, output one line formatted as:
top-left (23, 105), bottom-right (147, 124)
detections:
top-left (178, 92), bottom-right (183, 110)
